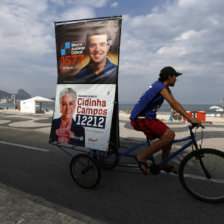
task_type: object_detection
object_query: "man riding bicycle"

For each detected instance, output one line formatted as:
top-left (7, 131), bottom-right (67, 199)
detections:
top-left (130, 66), bottom-right (201, 174)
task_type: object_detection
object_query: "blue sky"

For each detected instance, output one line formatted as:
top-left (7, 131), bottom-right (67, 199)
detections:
top-left (0, 0), bottom-right (224, 105)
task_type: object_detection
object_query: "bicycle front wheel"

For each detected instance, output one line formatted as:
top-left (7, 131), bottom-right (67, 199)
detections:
top-left (179, 148), bottom-right (224, 203)
top-left (70, 154), bottom-right (101, 188)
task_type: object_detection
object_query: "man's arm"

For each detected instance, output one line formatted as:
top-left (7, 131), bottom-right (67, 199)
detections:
top-left (160, 88), bottom-right (201, 124)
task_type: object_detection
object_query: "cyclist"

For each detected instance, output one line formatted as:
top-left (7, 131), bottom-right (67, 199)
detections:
top-left (130, 66), bottom-right (201, 174)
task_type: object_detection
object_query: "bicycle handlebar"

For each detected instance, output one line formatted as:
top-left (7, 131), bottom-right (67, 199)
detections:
top-left (189, 123), bottom-right (205, 129)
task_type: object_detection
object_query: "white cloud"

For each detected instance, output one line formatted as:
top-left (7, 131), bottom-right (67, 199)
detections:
top-left (50, 0), bottom-right (64, 5)
top-left (70, 0), bottom-right (107, 8)
top-left (157, 45), bottom-right (188, 57)
top-left (60, 7), bottom-right (95, 20)
top-left (178, 0), bottom-right (197, 7)
top-left (111, 2), bottom-right (118, 8)
top-left (0, 1), bottom-right (53, 54)
top-left (118, 0), bottom-right (224, 103)
top-left (0, 0), bottom-right (56, 96)
top-left (175, 30), bottom-right (198, 41)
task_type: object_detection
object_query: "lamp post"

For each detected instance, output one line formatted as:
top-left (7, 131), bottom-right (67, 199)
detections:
top-left (11, 94), bottom-right (15, 109)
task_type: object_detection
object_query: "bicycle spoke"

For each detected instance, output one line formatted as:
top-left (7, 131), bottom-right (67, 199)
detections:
top-left (179, 149), bottom-right (224, 203)
top-left (70, 154), bottom-right (101, 188)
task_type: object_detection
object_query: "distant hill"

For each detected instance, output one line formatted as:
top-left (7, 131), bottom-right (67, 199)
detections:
top-left (16, 89), bottom-right (31, 100)
top-left (0, 89), bottom-right (31, 101)
top-left (0, 90), bottom-right (11, 99)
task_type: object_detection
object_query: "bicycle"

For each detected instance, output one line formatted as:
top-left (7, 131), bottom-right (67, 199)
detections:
top-left (51, 124), bottom-right (224, 203)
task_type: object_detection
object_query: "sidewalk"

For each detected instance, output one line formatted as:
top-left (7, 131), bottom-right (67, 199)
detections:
top-left (0, 183), bottom-right (104, 224)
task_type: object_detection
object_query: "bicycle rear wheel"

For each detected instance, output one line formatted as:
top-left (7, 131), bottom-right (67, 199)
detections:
top-left (70, 154), bottom-right (101, 188)
top-left (179, 148), bottom-right (224, 203)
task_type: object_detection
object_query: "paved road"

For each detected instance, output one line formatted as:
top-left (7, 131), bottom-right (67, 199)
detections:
top-left (1, 127), bottom-right (224, 224)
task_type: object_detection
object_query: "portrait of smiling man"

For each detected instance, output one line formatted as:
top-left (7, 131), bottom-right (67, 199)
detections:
top-left (74, 29), bottom-right (118, 84)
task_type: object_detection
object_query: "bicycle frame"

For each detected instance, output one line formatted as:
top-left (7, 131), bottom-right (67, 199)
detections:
top-left (112, 130), bottom-right (199, 168)
top-left (51, 125), bottom-right (200, 170)
top-left (159, 135), bottom-right (198, 167)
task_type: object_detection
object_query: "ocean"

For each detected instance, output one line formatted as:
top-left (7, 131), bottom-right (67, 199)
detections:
top-left (0, 102), bottom-right (223, 115)
top-left (119, 103), bottom-right (223, 115)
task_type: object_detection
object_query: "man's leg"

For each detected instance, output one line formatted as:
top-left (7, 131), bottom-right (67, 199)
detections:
top-left (137, 129), bottom-right (175, 168)
top-left (160, 143), bottom-right (178, 173)
top-left (161, 144), bottom-right (172, 163)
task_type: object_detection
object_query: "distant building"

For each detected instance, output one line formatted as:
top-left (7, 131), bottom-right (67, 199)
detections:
top-left (0, 98), bottom-right (7, 104)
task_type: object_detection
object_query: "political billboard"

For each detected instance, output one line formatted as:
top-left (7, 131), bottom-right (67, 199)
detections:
top-left (50, 16), bottom-right (122, 151)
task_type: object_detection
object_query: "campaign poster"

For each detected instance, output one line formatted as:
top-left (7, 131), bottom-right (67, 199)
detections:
top-left (55, 16), bottom-right (121, 84)
top-left (50, 16), bottom-right (122, 151)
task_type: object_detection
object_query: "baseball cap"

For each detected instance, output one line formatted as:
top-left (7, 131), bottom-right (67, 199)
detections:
top-left (159, 66), bottom-right (182, 79)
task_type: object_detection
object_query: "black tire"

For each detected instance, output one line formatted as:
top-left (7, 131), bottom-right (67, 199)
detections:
top-left (70, 154), bottom-right (101, 188)
top-left (179, 148), bottom-right (224, 203)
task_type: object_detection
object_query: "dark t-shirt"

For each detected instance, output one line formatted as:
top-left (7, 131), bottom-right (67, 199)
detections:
top-left (130, 81), bottom-right (168, 120)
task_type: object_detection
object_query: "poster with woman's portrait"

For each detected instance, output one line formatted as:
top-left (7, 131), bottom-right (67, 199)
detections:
top-left (50, 84), bottom-right (116, 150)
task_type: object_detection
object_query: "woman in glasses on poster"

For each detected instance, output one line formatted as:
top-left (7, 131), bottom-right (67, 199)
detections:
top-left (50, 88), bottom-right (85, 146)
